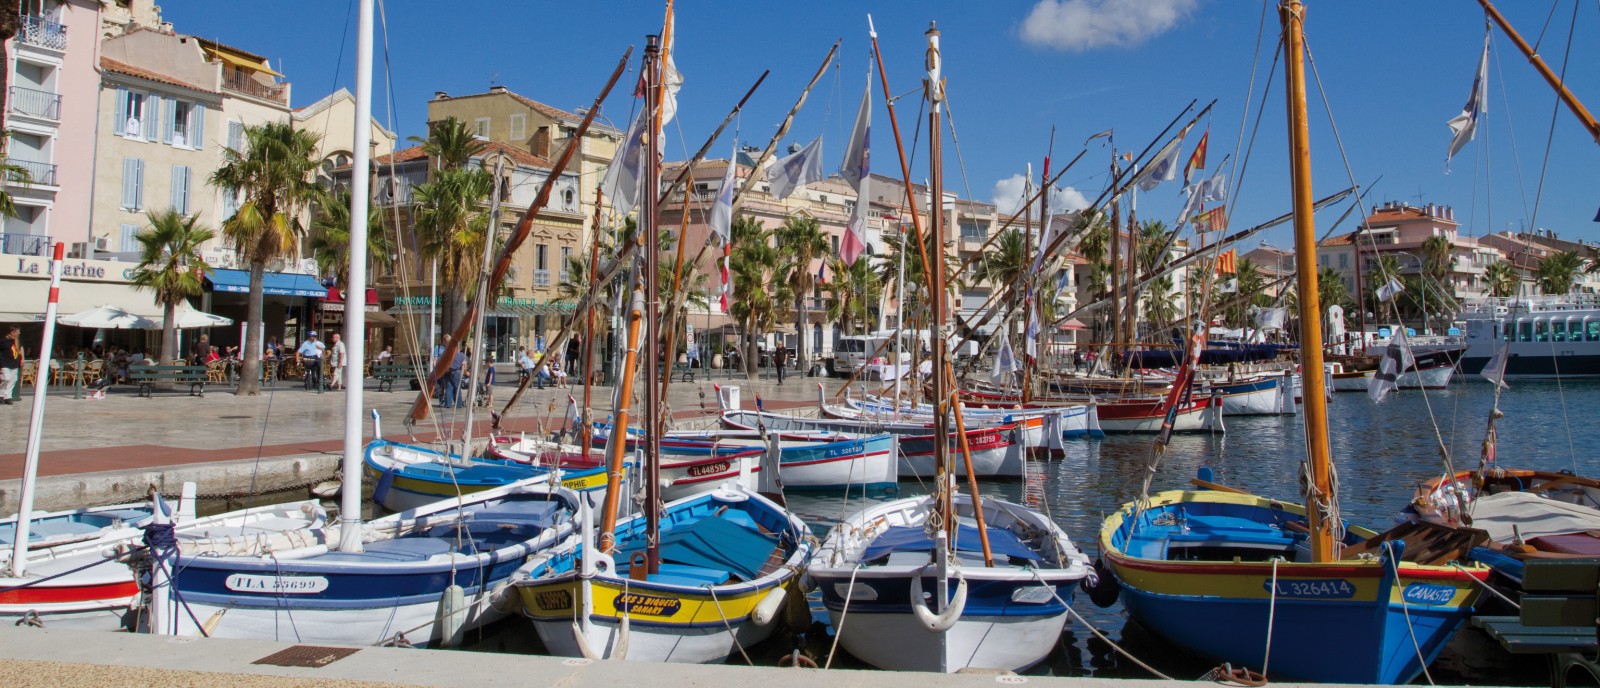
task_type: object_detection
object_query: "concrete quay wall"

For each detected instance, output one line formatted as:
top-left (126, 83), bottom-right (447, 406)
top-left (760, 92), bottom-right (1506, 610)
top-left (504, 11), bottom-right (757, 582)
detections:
top-left (0, 453), bottom-right (338, 513)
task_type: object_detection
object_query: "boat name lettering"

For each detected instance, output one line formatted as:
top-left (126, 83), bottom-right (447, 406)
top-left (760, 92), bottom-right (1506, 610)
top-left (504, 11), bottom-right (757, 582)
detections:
top-left (224, 574), bottom-right (329, 594)
top-left (823, 442), bottom-right (862, 458)
top-left (1401, 583), bottom-right (1456, 605)
top-left (688, 461), bottom-right (730, 478)
top-left (1263, 578), bottom-right (1355, 599)
top-left (616, 592), bottom-right (682, 616)
top-left (534, 590), bottom-right (572, 611)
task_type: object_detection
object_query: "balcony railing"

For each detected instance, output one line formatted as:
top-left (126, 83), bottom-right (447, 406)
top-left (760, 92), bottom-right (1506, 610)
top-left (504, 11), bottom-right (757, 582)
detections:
top-left (221, 70), bottom-right (288, 104)
top-left (9, 86), bottom-right (60, 121)
top-left (19, 16), bottom-right (67, 51)
top-left (0, 233), bottom-right (52, 256)
top-left (533, 269), bottom-right (551, 287)
top-left (5, 158), bottom-right (57, 186)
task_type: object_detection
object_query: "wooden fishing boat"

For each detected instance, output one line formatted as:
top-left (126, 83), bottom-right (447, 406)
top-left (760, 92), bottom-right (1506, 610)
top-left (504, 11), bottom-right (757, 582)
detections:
top-left (364, 438), bottom-right (611, 512)
top-left (962, 388), bottom-right (1222, 435)
top-left (653, 427), bottom-right (900, 492)
top-left (1410, 468), bottom-right (1600, 586)
top-left (720, 408), bottom-right (1028, 478)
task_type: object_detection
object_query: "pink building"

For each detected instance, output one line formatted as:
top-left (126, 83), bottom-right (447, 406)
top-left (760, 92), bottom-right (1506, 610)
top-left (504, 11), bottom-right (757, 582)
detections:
top-left (3, 0), bottom-right (101, 257)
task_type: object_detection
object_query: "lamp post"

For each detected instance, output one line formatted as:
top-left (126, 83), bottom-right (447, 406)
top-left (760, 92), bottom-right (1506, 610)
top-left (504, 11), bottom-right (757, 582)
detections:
top-left (1397, 251), bottom-right (1426, 335)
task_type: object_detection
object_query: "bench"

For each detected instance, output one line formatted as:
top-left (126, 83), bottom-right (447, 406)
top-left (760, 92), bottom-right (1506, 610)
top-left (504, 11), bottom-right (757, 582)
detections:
top-left (129, 364), bottom-right (207, 398)
top-left (671, 362), bottom-right (695, 383)
top-left (1473, 557), bottom-right (1600, 687)
top-left (370, 363), bottom-right (419, 393)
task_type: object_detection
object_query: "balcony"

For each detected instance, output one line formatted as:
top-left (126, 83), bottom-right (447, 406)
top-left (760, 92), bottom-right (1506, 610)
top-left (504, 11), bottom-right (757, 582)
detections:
top-left (222, 70), bottom-right (288, 104)
top-left (18, 16), bottom-right (67, 51)
top-left (5, 158), bottom-right (57, 186)
top-left (0, 232), bottom-right (52, 256)
top-left (9, 86), bottom-right (60, 121)
top-left (533, 269), bottom-right (551, 287)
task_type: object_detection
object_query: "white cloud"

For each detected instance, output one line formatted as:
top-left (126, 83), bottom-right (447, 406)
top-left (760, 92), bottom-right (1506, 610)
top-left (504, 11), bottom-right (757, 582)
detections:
top-left (992, 174), bottom-right (1091, 215)
top-left (1020, 0), bottom-right (1200, 53)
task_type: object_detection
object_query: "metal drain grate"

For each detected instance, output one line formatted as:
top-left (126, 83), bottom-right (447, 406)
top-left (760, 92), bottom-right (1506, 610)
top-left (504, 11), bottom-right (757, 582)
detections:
top-left (252, 645), bottom-right (359, 668)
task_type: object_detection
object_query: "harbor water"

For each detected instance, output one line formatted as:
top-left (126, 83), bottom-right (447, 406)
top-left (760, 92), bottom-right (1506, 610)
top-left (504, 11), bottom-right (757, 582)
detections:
top-left (455, 379), bottom-right (1590, 681)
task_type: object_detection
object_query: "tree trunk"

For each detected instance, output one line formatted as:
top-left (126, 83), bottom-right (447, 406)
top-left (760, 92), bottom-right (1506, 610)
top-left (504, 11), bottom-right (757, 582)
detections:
top-left (161, 302), bottom-right (178, 365)
top-left (744, 317), bottom-right (759, 380)
top-left (795, 294), bottom-right (806, 374)
top-left (236, 260), bottom-right (266, 395)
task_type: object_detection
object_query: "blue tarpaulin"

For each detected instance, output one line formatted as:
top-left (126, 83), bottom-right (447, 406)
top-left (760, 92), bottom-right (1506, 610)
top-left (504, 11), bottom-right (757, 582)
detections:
top-left (863, 524), bottom-right (1042, 562)
top-left (618, 515), bottom-right (779, 581)
top-left (206, 268), bottom-right (326, 297)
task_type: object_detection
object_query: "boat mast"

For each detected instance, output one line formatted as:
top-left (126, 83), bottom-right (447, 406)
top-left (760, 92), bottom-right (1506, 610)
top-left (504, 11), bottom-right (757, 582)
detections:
top-left (1477, 0), bottom-right (1600, 144)
top-left (7, 242), bottom-right (65, 577)
top-left (641, 34), bottom-right (664, 574)
top-left (338, 0), bottom-right (374, 553)
top-left (925, 22), bottom-right (954, 536)
top-left (1281, 0), bottom-right (1336, 562)
top-left (579, 184), bottom-right (604, 457)
top-left (1107, 151), bottom-right (1122, 373)
top-left (461, 155), bottom-right (504, 459)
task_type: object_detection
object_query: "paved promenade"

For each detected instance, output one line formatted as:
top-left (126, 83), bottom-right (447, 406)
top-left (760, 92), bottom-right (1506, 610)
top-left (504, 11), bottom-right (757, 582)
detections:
top-left (0, 365), bottom-right (849, 484)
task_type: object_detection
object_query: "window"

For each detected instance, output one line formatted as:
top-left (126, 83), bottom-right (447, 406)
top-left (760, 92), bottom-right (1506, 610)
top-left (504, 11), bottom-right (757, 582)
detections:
top-left (559, 247), bottom-right (571, 283)
top-left (1587, 320), bottom-right (1600, 342)
top-left (167, 100), bottom-right (189, 146)
top-left (170, 165), bottom-right (191, 214)
top-left (535, 244), bottom-right (547, 270)
top-left (119, 224), bottom-right (141, 253)
top-left (222, 186), bottom-right (239, 219)
top-left (120, 157), bottom-right (144, 210)
top-left (1518, 320), bottom-right (1532, 342)
top-left (474, 117), bottom-right (490, 138)
top-left (227, 120), bottom-right (244, 151)
top-left (1338, 253), bottom-right (1348, 269)
top-left (509, 114), bottom-right (526, 141)
top-left (831, 235), bottom-right (840, 254)
top-left (1552, 320), bottom-right (1567, 342)
top-left (959, 221), bottom-right (986, 240)
top-left (114, 88), bottom-right (150, 139)
top-left (1535, 320), bottom-right (1548, 342)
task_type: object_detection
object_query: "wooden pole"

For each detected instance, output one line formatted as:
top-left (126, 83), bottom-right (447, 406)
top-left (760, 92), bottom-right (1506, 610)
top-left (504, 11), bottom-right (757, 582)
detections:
top-left (579, 185), bottom-right (605, 457)
top-left (642, 34), bottom-right (663, 574)
top-left (1478, 0), bottom-right (1600, 143)
top-left (1282, 0), bottom-right (1335, 562)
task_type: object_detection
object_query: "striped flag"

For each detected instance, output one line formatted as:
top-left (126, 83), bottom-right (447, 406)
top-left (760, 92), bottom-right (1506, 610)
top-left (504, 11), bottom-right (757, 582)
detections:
top-left (1216, 249), bottom-right (1237, 275)
top-left (839, 58), bottom-right (873, 266)
top-left (1183, 130), bottom-right (1209, 185)
top-left (1194, 205), bottom-right (1228, 233)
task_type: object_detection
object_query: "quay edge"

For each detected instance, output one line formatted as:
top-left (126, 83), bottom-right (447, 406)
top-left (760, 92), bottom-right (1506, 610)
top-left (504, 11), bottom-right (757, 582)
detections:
top-left (0, 454), bottom-right (338, 513)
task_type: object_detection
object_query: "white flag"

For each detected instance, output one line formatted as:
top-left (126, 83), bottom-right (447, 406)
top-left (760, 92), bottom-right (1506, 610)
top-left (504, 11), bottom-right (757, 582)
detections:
top-left (1446, 30), bottom-right (1489, 162)
top-left (991, 338), bottom-right (1020, 384)
top-left (566, 395), bottom-right (582, 429)
top-left (1134, 124), bottom-right (1192, 192)
top-left (839, 70), bottom-right (872, 266)
top-left (708, 153), bottom-right (737, 245)
top-left (659, 9), bottom-right (683, 129)
top-left (1030, 212), bottom-right (1056, 273)
top-left (1178, 165), bottom-right (1229, 227)
top-left (1218, 278), bottom-right (1238, 294)
top-left (1253, 307), bottom-right (1288, 331)
top-left (1480, 342), bottom-right (1510, 389)
top-left (600, 109), bottom-right (649, 217)
top-left (1376, 276), bottom-right (1404, 302)
top-left (766, 135), bottom-right (825, 200)
top-left (1368, 330), bottom-right (1415, 402)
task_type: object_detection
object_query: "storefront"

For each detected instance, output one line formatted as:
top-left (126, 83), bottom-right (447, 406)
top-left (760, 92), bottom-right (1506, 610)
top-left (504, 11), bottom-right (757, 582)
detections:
top-left (314, 287), bottom-right (398, 355)
top-left (203, 268), bottom-right (326, 353)
top-left (0, 255), bottom-right (174, 357)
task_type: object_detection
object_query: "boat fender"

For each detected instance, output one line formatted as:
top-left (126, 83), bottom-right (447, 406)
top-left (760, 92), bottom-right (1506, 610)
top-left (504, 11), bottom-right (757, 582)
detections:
top-left (910, 571), bottom-right (967, 632)
top-left (436, 584), bottom-right (467, 647)
top-left (612, 613), bottom-right (630, 660)
top-left (1082, 558), bottom-right (1121, 608)
top-left (571, 621), bottom-right (602, 661)
top-left (752, 586), bottom-right (788, 626)
top-left (201, 608), bottom-right (227, 636)
top-left (488, 581), bottom-right (520, 614)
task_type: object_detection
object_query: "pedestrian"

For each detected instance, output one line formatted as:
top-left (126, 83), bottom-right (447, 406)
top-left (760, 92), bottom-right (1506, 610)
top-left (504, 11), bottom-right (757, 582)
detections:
top-left (328, 333), bottom-right (347, 391)
top-left (479, 356), bottom-right (496, 407)
top-left (552, 360), bottom-right (567, 388)
top-left (191, 334), bottom-right (210, 365)
top-left (297, 332), bottom-right (326, 393)
top-left (0, 326), bottom-right (21, 405)
top-left (375, 345), bottom-right (393, 366)
top-left (536, 360), bottom-right (551, 390)
top-left (433, 334), bottom-right (452, 402)
top-left (774, 345), bottom-right (787, 385)
top-left (565, 338), bottom-right (580, 374)
top-left (517, 347), bottom-right (535, 385)
top-left (445, 347), bottom-right (467, 408)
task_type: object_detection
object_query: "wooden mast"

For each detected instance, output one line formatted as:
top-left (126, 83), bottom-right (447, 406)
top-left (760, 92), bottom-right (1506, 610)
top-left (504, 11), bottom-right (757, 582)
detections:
top-left (1477, 0), bottom-right (1600, 144)
top-left (1107, 152), bottom-right (1122, 373)
top-left (579, 184), bottom-right (604, 457)
top-left (641, 33), bottom-right (664, 574)
top-left (1281, 0), bottom-right (1336, 562)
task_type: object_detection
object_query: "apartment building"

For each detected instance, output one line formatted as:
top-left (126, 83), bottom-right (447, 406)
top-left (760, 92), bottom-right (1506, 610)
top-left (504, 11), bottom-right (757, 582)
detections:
top-left (1317, 202), bottom-right (1502, 304)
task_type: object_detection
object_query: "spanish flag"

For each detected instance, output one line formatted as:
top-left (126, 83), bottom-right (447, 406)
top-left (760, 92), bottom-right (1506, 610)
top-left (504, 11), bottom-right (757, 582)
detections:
top-left (1184, 130), bottom-right (1209, 185)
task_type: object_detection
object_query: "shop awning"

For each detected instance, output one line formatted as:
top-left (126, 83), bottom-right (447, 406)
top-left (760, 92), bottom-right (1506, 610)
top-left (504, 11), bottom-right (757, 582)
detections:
top-left (0, 278), bottom-right (168, 322)
top-left (204, 47), bottom-right (284, 77)
top-left (318, 287), bottom-right (381, 311)
top-left (206, 269), bottom-right (325, 297)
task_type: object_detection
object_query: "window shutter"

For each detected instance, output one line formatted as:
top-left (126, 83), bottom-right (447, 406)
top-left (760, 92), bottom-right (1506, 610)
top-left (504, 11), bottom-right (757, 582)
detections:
top-left (171, 165), bottom-right (190, 214)
top-left (161, 98), bottom-right (176, 144)
top-left (133, 159), bottom-right (144, 210)
top-left (121, 158), bottom-right (137, 209)
top-left (119, 224), bottom-right (141, 253)
top-left (144, 95), bottom-right (161, 141)
top-left (223, 186), bottom-right (238, 218)
top-left (114, 88), bottom-right (129, 136)
top-left (191, 103), bottom-right (205, 149)
top-left (227, 120), bottom-right (243, 152)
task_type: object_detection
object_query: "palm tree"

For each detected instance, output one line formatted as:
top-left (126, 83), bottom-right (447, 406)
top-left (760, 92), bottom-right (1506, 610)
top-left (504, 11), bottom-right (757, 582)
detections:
top-left (411, 165), bottom-right (494, 329)
top-left (726, 215), bottom-right (784, 377)
top-left (973, 228), bottom-right (1031, 338)
top-left (1536, 250), bottom-right (1586, 296)
top-left (1317, 266), bottom-right (1353, 312)
top-left (774, 215), bottom-right (829, 367)
top-left (130, 210), bottom-right (214, 365)
top-left (411, 118), bottom-right (486, 171)
top-left (825, 253), bottom-right (882, 338)
top-left (878, 226), bottom-right (961, 330)
top-left (310, 188), bottom-right (391, 293)
top-left (1365, 253), bottom-right (1405, 318)
top-left (1484, 260), bottom-right (1519, 298)
top-left (210, 122), bottom-right (323, 395)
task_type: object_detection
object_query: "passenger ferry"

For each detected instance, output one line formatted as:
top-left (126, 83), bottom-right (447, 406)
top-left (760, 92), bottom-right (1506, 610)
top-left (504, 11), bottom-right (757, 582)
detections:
top-left (1459, 295), bottom-right (1600, 378)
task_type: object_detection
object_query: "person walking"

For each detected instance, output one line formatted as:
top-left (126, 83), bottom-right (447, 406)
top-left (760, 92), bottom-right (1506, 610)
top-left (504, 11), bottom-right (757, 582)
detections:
top-left (443, 347), bottom-right (466, 408)
top-left (774, 345), bottom-right (787, 385)
top-left (297, 332), bottom-right (326, 393)
top-left (0, 326), bottom-right (22, 405)
top-left (190, 334), bottom-right (210, 365)
top-left (479, 356), bottom-right (496, 407)
top-left (328, 333), bottom-right (347, 391)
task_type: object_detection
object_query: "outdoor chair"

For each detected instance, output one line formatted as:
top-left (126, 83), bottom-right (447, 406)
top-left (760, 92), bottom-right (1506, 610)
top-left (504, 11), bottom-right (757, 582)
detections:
top-left (20, 360), bottom-right (36, 386)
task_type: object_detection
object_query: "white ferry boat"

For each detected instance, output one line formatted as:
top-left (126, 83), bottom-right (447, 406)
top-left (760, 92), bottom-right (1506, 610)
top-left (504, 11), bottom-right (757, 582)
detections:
top-left (1459, 295), bottom-right (1600, 378)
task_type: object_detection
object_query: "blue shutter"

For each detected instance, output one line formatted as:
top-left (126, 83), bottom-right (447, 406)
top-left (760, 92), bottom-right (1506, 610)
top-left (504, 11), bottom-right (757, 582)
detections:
top-left (171, 165), bottom-right (190, 214)
top-left (144, 95), bottom-right (160, 141)
top-left (120, 158), bottom-right (137, 209)
top-left (161, 97), bottom-right (175, 144)
top-left (113, 88), bottom-right (129, 136)
top-left (222, 186), bottom-right (238, 219)
top-left (227, 120), bottom-right (243, 151)
top-left (133, 159), bottom-right (144, 210)
top-left (191, 103), bottom-right (206, 150)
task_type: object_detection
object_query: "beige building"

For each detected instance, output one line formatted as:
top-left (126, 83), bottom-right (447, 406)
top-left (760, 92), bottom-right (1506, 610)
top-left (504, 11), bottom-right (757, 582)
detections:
top-left (292, 87), bottom-right (397, 181)
top-left (426, 86), bottom-right (620, 249)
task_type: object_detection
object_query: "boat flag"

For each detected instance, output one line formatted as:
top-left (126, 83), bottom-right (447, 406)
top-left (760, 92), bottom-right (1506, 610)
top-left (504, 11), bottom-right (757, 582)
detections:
top-left (1368, 330), bottom-right (1415, 402)
top-left (1376, 276), bottom-right (1404, 302)
top-left (1134, 123), bottom-right (1192, 191)
top-left (719, 250), bottom-right (731, 312)
top-left (1183, 130), bottom-right (1208, 185)
top-left (1193, 205), bottom-right (1228, 233)
top-left (1084, 129), bottom-right (1112, 145)
top-left (991, 338), bottom-right (1020, 384)
top-left (1218, 278), bottom-right (1238, 294)
top-left (1593, 205), bottom-right (1599, 222)
top-left (566, 394), bottom-right (582, 430)
top-left (658, 0), bottom-right (683, 129)
top-left (1216, 249), bottom-right (1237, 275)
top-left (709, 155), bottom-right (737, 245)
top-left (766, 135), bottom-right (825, 200)
top-left (1254, 307), bottom-right (1288, 331)
top-left (1445, 29), bottom-right (1489, 162)
top-left (600, 109), bottom-right (649, 217)
top-left (1480, 342), bottom-right (1510, 389)
top-left (839, 57), bottom-right (873, 266)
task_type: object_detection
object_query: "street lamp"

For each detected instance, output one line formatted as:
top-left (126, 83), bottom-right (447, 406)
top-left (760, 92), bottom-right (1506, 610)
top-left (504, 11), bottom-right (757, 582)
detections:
top-left (1396, 251), bottom-right (1426, 335)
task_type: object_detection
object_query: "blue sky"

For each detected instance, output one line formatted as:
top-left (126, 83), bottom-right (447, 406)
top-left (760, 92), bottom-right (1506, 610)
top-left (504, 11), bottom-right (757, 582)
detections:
top-left (160, 0), bottom-right (1598, 250)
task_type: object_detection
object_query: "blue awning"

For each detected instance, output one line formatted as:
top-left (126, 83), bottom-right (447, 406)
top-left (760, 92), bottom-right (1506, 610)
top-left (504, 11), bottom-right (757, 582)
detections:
top-left (206, 269), bottom-right (326, 297)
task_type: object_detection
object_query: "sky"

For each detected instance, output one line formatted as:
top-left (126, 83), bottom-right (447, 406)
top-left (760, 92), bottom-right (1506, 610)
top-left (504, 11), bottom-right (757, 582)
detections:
top-left (158, 0), bottom-right (1599, 251)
